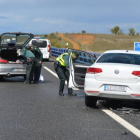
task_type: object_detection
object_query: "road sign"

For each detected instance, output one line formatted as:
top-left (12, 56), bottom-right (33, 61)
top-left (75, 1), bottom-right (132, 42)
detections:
top-left (134, 42), bottom-right (140, 51)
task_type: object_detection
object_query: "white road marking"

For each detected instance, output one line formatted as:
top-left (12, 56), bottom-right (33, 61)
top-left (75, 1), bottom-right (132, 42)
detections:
top-left (44, 66), bottom-right (58, 78)
top-left (44, 66), bottom-right (140, 138)
top-left (43, 66), bottom-right (79, 90)
top-left (97, 102), bottom-right (140, 139)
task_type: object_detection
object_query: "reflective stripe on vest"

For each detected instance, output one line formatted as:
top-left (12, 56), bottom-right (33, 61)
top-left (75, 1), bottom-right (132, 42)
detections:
top-left (56, 52), bottom-right (73, 66)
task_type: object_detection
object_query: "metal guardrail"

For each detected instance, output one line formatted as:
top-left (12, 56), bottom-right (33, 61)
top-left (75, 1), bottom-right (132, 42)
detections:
top-left (50, 47), bottom-right (102, 65)
top-left (50, 47), bottom-right (68, 57)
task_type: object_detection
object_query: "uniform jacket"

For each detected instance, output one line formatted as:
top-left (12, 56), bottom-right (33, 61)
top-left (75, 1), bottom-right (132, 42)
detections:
top-left (31, 46), bottom-right (43, 62)
top-left (21, 49), bottom-right (35, 60)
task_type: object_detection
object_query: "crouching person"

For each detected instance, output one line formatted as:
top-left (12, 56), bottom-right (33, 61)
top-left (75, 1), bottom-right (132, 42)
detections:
top-left (17, 49), bottom-right (36, 84)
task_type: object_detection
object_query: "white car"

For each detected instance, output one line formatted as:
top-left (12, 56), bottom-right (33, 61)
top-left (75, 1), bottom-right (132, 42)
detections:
top-left (68, 49), bottom-right (140, 107)
top-left (28, 37), bottom-right (51, 61)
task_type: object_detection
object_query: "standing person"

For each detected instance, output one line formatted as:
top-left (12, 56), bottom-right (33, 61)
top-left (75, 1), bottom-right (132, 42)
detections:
top-left (29, 46), bottom-right (43, 84)
top-left (54, 51), bottom-right (79, 96)
top-left (17, 49), bottom-right (36, 84)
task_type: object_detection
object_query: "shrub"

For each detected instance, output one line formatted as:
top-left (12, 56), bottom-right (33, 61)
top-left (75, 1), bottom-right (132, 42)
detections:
top-left (54, 43), bottom-right (61, 48)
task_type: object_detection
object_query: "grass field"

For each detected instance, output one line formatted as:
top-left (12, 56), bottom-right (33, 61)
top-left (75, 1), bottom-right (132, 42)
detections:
top-left (77, 34), bottom-right (140, 53)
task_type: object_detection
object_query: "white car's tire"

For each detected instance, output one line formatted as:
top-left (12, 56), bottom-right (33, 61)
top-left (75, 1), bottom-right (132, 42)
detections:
top-left (85, 95), bottom-right (97, 107)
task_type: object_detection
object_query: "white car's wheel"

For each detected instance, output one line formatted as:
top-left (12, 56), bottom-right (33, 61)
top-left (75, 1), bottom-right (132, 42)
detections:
top-left (85, 95), bottom-right (97, 107)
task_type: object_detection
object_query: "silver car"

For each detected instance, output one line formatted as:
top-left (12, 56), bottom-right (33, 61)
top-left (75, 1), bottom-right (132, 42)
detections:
top-left (0, 32), bottom-right (34, 79)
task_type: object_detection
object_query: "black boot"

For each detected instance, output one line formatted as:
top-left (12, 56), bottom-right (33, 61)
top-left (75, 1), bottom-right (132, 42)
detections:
top-left (68, 92), bottom-right (77, 96)
top-left (24, 81), bottom-right (31, 84)
top-left (59, 92), bottom-right (64, 96)
top-left (33, 81), bottom-right (38, 84)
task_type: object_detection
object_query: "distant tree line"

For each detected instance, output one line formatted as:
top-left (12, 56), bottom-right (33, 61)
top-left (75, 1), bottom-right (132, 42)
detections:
top-left (110, 26), bottom-right (139, 36)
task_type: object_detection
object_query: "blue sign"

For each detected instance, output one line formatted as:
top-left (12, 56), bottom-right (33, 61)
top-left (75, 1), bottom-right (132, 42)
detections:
top-left (134, 42), bottom-right (140, 51)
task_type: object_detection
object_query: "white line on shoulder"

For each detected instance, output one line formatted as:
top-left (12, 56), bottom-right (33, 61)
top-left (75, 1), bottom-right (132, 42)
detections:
top-left (97, 102), bottom-right (140, 139)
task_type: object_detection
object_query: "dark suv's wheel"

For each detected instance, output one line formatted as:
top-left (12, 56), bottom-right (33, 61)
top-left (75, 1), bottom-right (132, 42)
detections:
top-left (85, 95), bottom-right (97, 107)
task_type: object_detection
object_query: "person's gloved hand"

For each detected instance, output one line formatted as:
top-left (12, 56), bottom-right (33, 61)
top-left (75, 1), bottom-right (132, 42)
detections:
top-left (17, 49), bottom-right (21, 56)
top-left (66, 68), bottom-right (70, 71)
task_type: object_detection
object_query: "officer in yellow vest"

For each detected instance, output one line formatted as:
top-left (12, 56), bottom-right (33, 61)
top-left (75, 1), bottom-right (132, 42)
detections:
top-left (54, 51), bottom-right (79, 96)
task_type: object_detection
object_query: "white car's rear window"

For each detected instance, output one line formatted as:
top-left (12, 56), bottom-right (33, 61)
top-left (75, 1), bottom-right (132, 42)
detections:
top-left (32, 40), bottom-right (47, 48)
top-left (97, 53), bottom-right (140, 65)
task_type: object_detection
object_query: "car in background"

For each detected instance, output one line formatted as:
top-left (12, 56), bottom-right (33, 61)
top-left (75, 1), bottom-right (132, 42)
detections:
top-left (0, 32), bottom-right (34, 79)
top-left (28, 37), bottom-right (51, 61)
top-left (68, 49), bottom-right (140, 107)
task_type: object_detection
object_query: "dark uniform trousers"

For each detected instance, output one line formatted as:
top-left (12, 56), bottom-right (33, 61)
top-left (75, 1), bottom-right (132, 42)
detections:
top-left (34, 57), bottom-right (42, 82)
top-left (26, 58), bottom-right (36, 83)
top-left (54, 62), bottom-right (73, 93)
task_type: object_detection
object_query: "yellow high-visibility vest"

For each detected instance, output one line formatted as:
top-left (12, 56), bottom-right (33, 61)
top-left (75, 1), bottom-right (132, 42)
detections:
top-left (56, 52), bottom-right (73, 66)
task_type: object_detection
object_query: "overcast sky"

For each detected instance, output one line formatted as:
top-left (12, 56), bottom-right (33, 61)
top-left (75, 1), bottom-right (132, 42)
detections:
top-left (0, 0), bottom-right (140, 34)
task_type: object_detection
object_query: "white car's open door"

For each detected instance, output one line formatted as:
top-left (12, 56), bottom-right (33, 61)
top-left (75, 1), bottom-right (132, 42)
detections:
top-left (68, 49), bottom-right (97, 89)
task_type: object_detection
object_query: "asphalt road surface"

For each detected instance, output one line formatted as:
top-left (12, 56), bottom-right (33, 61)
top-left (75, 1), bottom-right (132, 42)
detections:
top-left (0, 58), bottom-right (140, 140)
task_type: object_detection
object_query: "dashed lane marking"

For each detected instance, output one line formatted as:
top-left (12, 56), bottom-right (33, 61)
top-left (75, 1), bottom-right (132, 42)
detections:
top-left (97, 102), bottom-right (140, 139)
top-left (43, 66), bottom-right (79, 90)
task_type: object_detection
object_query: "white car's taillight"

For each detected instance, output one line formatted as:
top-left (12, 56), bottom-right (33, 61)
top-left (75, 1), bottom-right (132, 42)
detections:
top-left (47, 45), bottom-right (50, 52)
top-left (87, 68), bottom-right (102, 74)
top-left (132, 71), bottom-right (140, 77)
top-left (0, 59), bottom-right (8, 64)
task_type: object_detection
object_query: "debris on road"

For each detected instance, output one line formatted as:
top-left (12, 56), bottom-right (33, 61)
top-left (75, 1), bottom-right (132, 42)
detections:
top-left (122, 131), bottom-right (129, 135)
top-left (103, 100), bottom-right (140, 115)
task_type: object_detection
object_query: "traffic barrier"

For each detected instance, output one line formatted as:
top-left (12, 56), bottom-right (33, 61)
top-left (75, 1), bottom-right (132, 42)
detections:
top-left (50, 47), bottom-right (102, 65)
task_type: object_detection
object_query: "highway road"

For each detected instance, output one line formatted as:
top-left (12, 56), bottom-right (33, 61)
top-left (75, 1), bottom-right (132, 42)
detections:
top-left (0, 58), bottom-right (140, 140)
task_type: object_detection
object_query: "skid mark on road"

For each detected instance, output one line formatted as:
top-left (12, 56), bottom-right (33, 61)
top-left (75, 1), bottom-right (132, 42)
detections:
top-left (44, 66), bottom-right (140, 138)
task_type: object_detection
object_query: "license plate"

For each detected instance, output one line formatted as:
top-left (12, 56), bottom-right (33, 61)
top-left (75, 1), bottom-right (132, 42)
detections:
top-left (104, 85), bottom-right (126, 92)
top-left (12, 68), bottom-right (25, 72)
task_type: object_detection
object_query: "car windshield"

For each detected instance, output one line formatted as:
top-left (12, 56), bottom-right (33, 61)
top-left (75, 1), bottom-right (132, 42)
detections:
top-left (0, 34), bottom-right (31, 46)
top-left (32, 40), bottom-right (47, 48)
top-left (97, 53), bottom-right (140, 65)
